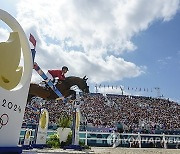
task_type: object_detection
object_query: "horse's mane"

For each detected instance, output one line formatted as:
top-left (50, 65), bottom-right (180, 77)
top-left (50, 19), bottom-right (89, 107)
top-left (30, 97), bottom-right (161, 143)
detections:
top-left (65, 76), bottom-right (82, 79)
top-left (64, 76), bottom-right (84, 83)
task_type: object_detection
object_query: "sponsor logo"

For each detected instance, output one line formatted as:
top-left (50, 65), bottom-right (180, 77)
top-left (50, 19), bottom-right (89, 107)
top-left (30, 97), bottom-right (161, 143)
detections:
top-left (0, 113), bottom-right (9, 129)
top-left (40, 110), bottom-right (47, 129)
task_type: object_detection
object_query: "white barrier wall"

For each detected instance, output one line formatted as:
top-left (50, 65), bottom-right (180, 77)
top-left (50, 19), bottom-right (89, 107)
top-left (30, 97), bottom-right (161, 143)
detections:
top-left (0, 9), bottom-right (32, 147)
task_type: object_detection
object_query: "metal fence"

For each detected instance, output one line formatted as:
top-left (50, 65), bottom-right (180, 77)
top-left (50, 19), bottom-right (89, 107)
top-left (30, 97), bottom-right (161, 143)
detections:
top-left (19, 129), bottom-right (180, 149)
top-left (79, 130), bottom-right (180, 149)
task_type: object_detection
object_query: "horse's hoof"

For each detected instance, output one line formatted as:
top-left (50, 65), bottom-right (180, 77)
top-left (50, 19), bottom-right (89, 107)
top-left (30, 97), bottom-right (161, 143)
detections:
top-left (55, 97), bottom-right (64, 101)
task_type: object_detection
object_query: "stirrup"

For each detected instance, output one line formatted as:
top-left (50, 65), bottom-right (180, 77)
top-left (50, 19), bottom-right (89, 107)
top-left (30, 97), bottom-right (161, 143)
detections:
top-left (52, 77), bottom-right (59, 85)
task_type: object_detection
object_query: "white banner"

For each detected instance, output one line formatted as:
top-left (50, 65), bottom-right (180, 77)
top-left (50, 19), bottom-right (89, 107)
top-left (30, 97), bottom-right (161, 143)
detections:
top-left (36, 108), bottom-right (49, 145)
top-left (0, 9), bottom-right (32, 147)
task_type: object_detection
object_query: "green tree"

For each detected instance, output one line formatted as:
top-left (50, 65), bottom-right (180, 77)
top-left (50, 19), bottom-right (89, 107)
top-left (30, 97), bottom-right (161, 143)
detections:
top-left (57, 115), bottom-right (72, 129)
top-left (46, 134), bottom-right (60, 148)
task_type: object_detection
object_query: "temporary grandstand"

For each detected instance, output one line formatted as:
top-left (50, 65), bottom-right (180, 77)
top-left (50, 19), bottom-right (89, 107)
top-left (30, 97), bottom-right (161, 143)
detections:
top-left (21, 92), bottom-right (180, 149)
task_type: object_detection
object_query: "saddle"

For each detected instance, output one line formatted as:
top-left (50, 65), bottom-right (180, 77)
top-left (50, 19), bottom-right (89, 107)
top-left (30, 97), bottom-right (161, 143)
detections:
top-left (39, 78), bottom-right (63, 90)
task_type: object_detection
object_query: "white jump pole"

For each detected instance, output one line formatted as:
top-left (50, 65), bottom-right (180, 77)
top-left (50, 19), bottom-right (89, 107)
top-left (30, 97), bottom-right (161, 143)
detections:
top-left (72, 91), bottom-right (81, 146)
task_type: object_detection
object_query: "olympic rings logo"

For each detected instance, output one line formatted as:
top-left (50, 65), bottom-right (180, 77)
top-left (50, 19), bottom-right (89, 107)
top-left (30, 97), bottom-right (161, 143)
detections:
top-left (0, 113), bottom-right (9, 129)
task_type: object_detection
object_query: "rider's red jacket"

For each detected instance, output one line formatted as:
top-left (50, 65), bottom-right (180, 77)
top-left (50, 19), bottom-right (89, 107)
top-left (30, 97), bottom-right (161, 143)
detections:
top-left (48, 70), bottom-right (65, 80)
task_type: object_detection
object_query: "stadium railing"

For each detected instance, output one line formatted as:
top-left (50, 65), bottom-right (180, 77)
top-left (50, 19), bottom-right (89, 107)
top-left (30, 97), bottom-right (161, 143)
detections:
top-left (19, 129), bottom-right (180, 149)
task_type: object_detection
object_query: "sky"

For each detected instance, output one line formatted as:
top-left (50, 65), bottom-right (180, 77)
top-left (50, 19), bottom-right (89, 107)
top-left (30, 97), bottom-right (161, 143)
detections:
top-left (0, 0), bottom-right (180, 103)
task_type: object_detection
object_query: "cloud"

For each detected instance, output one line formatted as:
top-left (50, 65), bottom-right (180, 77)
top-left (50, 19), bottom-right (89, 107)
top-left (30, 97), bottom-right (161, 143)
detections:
top-left (1, 0), bottom-right (180, 84)
top-left (0, 28), bottom-right (9, 42)
top-left (157, 56), bottom-right (173, 67)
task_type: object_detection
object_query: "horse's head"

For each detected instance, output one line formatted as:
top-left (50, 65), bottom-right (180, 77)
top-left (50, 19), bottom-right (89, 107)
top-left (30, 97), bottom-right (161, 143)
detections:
top-left (64, 76), bottom-right (89, 94)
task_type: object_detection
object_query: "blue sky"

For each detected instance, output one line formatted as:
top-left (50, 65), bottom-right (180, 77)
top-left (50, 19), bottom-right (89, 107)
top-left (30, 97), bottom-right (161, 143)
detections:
top-left (0, 0), bottom-right (180, 103)
top-left (120, 13), bottom-right (180, 102)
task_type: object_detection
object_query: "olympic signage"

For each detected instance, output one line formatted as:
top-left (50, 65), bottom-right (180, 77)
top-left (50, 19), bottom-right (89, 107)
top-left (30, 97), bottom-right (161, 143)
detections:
top-left (35, 108), bottom-right (49, 145)
top-left (23, 128), bottom-right (32, 146)
top-left (0, 9), bottom-right (32, 147)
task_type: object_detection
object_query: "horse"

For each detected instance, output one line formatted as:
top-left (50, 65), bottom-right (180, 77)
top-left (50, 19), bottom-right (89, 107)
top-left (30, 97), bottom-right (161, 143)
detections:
top-left (28, 76), bottom-right (89, 101)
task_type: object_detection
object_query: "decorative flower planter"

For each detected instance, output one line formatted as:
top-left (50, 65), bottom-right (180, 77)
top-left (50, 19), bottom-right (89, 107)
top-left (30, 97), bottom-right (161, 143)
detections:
top-left (57, 127), bottom-right (71, 143)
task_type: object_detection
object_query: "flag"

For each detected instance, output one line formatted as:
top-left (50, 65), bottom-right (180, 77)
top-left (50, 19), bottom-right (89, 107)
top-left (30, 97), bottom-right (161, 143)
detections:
top-left (31, 49), bottom-right (36, 63)
top-left (29, 33), bottom-right (36, 48)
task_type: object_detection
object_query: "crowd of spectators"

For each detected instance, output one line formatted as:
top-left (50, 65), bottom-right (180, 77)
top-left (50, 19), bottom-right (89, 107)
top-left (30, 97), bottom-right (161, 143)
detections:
top-left (22, 97), bottom-right (73, 129)
top-left (23, 93), bottom-right (180, 133)
top-left (81, 94), bottom-right (180, 133)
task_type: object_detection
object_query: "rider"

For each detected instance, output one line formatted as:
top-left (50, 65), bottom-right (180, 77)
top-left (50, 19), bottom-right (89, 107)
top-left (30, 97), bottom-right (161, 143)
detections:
top-left (46, 66), bottom-right (69, 85)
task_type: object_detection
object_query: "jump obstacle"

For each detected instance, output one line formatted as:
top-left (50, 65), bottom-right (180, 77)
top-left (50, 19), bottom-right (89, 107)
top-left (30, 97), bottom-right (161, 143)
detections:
top-left (0, 9), bottom-right (82, 153)
top-left (0, 9), bottom-right (32, 153)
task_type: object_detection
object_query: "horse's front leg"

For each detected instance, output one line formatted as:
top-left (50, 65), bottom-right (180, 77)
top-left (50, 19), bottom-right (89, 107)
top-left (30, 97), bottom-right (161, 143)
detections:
top-left (64, 90), bottom-right (76, 100)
